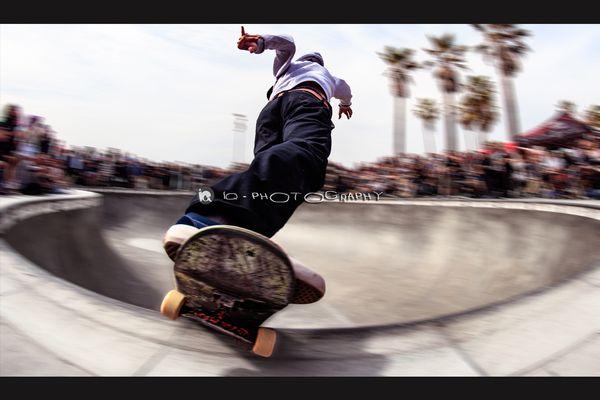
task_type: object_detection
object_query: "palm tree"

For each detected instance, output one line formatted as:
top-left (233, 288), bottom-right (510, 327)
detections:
top-left (423, 34), bottom-right (468, 151)
top-left (459, 76), bottom-right (498, 149)
top-left (378, 46), bottom-right (420, 155)
top-left (412, 98), bottom-right (440, 154)
top-left (472, 24), bottom-right (531, 139)
top-left (583, 105), bottom-right (600, 129)
top-left (556, 100), bottom-right (577, 115)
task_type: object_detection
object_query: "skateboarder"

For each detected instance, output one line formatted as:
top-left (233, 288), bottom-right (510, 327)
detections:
top-left (163, 28), bottom-right (353, 302)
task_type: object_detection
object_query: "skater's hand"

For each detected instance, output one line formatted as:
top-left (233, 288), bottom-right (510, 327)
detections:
top-left (237, 26), bottom-right (262, 53)
top-left (339, 105), bottom-right (353, 119)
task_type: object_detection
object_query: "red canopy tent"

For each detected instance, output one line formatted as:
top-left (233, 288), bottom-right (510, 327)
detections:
top-left (515, 111), bottom-right (593, 148)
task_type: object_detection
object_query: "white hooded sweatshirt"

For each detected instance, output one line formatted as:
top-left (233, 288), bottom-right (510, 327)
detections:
top-left (255, 34), bottom-right (353, 106)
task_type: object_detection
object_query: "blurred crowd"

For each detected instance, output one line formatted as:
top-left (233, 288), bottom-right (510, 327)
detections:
top-left (2, 104), bottom-right (600, 199)
top-left (324, 140), bottom-right (600, 200)
top-left (0, 104), bottom-right (232, 195)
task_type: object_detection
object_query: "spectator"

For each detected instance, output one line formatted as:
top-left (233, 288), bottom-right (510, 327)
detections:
top-left (0, 104), bottom-right (22, 193)
top-left (2, 102), bottom-right (600, 200)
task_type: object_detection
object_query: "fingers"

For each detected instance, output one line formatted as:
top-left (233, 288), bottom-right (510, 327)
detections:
top-left (238, 33), bottom-right (261, 52)
top-left (339, 106), bottom-right (353, 119)
top-left (238, 38), bottom-right (251, 51)
top-left (238, 26), bottom-right (252, 51)
top-left (237, 35), bottom-right (245, 49)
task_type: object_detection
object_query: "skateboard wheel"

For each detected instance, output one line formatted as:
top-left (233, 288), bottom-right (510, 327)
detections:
top-left (160, 290), bottom-right (186, 320)
top-left (252, 328), bottom-right (277, 358)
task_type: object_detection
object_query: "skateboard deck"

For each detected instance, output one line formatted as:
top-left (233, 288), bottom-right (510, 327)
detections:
top-left (160, 225), bottom-right (296, 357)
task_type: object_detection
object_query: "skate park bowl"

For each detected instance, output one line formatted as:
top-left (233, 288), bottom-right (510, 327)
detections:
top-left (2, 190), bottom-right (600, 329)
top-left (1, 190), bottom-right (600, 375)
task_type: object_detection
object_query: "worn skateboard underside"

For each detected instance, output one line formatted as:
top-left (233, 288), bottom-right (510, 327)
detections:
top-left (173, 225), bottom-right (295, 345)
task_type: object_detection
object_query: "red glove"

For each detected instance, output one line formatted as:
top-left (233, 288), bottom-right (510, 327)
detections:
top-left (237, 26), bottom-right (262, 53)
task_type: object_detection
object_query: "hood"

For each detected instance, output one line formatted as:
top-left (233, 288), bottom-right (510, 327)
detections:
top-left (297, 52), bottom-right (324, 66)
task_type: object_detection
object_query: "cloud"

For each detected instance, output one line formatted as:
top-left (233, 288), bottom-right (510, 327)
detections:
top-left (1, 24), bottom-right (599, 167)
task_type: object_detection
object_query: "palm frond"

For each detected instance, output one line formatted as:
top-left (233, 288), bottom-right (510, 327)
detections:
top-left (379, 45), bottom-right (420, 97)
top-left (471, 24), bottom-right (532, 77)
top-left (458, 75), bottom-right (498, 132)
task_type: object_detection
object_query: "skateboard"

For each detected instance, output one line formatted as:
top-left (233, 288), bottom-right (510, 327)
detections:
top-left (160, 225), bottom-right (298, 357)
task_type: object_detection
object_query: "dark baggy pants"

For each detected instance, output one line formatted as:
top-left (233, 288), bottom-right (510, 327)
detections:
top-left (186, 90), bottom-right (334, 238)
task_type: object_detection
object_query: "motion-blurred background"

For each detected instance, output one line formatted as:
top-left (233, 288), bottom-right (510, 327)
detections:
top-left (1, 24), bottom-right (599, 199)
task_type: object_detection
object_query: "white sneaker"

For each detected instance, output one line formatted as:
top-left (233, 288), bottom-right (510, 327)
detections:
top-left (162, 224), bottom-right (200, 261)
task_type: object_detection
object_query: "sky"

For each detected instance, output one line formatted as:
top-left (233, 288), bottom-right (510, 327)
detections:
top-left (1, 24), bottom-right (599, 167)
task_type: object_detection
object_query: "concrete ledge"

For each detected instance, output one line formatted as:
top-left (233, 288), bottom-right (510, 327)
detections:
top-left (1, 191), bottom-right (599, 375)
top-left (0, 190), bottom-right (102, 234)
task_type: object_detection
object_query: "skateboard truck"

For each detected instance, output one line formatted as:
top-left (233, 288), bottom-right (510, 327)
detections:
top-left (213, 291), bottom-right (269, 311)
top-left (213, 292), bottom-right (237, 308)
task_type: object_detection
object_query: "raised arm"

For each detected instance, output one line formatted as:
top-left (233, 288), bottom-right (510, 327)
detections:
top-left (237, 27), bottom-right (295, 78)
top-left (255, 34), bottom-right (296, 78)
